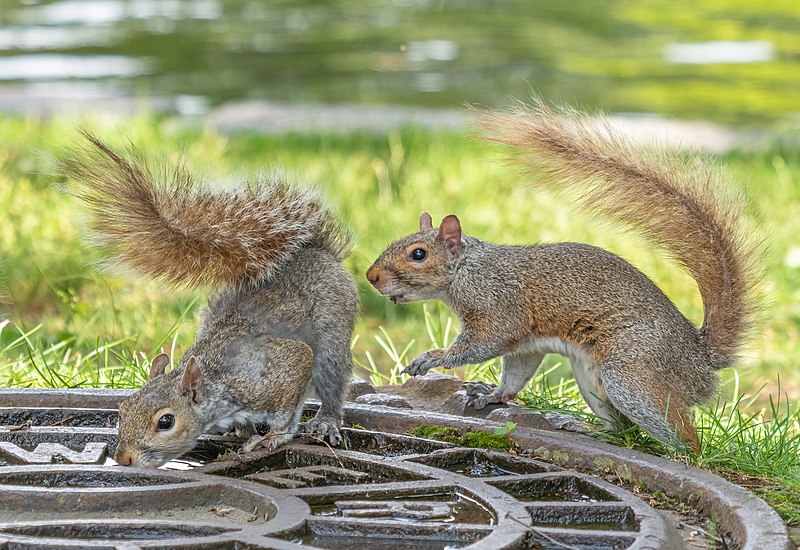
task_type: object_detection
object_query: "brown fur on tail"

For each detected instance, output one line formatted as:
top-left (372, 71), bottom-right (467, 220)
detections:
top-left (62, 132), bottom-right (351, 289)
top-left (476, 97), bottom-right (762, 370)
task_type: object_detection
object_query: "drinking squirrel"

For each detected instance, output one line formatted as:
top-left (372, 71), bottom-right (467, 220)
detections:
top-left (366, 98), bottom-right (761, 451)
top-left (62, 134), bottom-right (358, 467)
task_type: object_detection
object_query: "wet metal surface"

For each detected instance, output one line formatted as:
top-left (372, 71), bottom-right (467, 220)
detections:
top-left (0, 389), bottom-right (792, 549)
top-left (0, 401), bottom-right (678, 549)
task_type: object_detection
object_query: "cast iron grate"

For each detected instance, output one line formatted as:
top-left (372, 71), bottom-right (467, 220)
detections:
top-left (0, 404), bottom-right (682, 549)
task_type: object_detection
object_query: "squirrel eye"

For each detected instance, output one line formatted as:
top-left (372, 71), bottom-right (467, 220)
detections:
top-left (411, 248), bottom-right (427, 261)
top-left (156, 414), bottom-right (175, 431)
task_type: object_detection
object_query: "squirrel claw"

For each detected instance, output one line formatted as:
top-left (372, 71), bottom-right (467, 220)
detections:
top-left (241, 432), bottom-right (295, 454)
top-left (304, 416), bottom-right (343, 446)
top-left (464, 381), bottom-right (502, 410)
top-left (403, 349), bottom-right (445, 376)
top-left (464, 381), bottom-right (497, 397)
top-left (241, 434), bottom-right (266, 453)
top-left (468, 394), bottom-right (501, 410)
top-left (544, 412), bottom-right (599, 433)
top-left (401, 363), bottom-right (429, 377)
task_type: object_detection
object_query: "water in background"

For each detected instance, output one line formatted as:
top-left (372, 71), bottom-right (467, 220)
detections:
top-left (0, 0), bottom-right (798, 124)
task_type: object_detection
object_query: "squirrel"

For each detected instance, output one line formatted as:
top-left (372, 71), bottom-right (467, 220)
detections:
top-left (366, 98), bottom-right (761, 452)
top-left (62, 133), bottom-right (358, 468)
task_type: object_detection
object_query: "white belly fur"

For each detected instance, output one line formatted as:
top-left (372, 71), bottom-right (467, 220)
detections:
top-left (519, 336), bottom-right (613, 424)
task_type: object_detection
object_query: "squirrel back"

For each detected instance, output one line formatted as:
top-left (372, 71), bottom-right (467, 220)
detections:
top-left (61, 132), bottom-right (352, 289)
top-left (64, 133), bottom-right (359, 465)
top-left (476, 98), bottom-right (761, 370)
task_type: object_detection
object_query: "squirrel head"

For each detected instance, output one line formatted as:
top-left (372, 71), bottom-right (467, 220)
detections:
top-left (115, 353), bottom-right (206, 468)
top-left (366, 212), bottom-right (463, 303)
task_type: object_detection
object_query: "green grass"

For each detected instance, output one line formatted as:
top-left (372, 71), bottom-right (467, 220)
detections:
top-left (0, 112), bottom-right (799, 524)
top-left (3, 113), bottom-right (798, 395)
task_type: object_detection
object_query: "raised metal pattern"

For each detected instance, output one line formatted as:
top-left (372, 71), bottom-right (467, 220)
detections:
top-left (0, 405), bottom-right (680, 549)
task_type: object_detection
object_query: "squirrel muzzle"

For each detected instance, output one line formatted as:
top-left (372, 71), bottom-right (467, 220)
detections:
top-left (365, 264), bottom-right (385, 289)
top-left (114, 444), bottom-right (138, 467)
top-left (366, 263), bottom-right (407, 303)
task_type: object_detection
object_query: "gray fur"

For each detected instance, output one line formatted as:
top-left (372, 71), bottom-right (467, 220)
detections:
top-left (63, 136), bottom-right (359, 467)
top-left (367, 99), bottom-right (760, 452)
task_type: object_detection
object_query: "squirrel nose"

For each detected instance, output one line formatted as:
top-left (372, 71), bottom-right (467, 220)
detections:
top-left (366, 266), bottom-right (383, 287)
top-left (114, 445), bottom-right (136, 467)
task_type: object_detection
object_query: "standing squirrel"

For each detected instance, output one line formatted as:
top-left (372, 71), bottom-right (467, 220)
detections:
top-left (366, 98), bottom-right (760, 452)
top-left (62, 134), bottom-right (358, 468)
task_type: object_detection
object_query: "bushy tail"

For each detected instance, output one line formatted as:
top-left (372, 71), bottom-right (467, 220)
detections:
top-left (61, 132), bottom-right (351, 289)
top-left (476, 97), bottom-right (761, 369)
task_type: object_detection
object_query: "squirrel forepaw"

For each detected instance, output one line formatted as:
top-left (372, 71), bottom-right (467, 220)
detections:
top-left (241, 432), bottom-right (295, 454)
top-left (262, 432), bottom-right (295, 452)
top-left (402, 349), bottom-right (446, 376)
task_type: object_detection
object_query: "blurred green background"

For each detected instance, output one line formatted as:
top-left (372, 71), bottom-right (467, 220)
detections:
top-left (0, 0), bottom-right (798, 402)
top-left (0, 0), bottom-right (798, 123)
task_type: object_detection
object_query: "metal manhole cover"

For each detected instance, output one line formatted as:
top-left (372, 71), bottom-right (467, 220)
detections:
top-left (0, 464), bottom-right (309, 548)
top-left (0, 404), bottom-right (681, 549)
top-left (196, 443), bottom-right (678, 549)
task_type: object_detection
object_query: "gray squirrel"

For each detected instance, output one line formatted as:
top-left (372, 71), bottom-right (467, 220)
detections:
top-left (62, 134), bottom-right (358, 468)
top-left (366, 98), bottom-right (761, 451)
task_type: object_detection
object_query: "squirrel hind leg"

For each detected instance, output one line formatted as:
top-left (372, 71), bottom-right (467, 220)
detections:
top-left (268, 393), bottom-right (309, 450)
top-left (241, 402), bottom-right (305, 454)
top-left (466, 351), bottom-right (545, 409)
top-left (599, 359), bottom-right (700, 454)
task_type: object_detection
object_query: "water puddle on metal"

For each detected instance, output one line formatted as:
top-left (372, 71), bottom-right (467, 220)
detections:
top-left (489, 475), bottom-right (619, 503)
top-left (528, 504), bottom-right (639, 531)
top-left (310, 491), bottom-right (495, 525)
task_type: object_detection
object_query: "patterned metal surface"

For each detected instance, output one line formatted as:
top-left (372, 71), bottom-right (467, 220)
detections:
top-left (0, 405), bottom-right (681, 549)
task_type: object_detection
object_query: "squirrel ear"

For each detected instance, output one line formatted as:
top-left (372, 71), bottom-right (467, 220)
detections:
top-left (437, 215), bottom-right (462, 258)
top-left (181, 356), bottom-right (204, 405)
top-left (149, 353), bottom-right (170, 379)
top-left (419, 212), bottom-right (433, 231)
